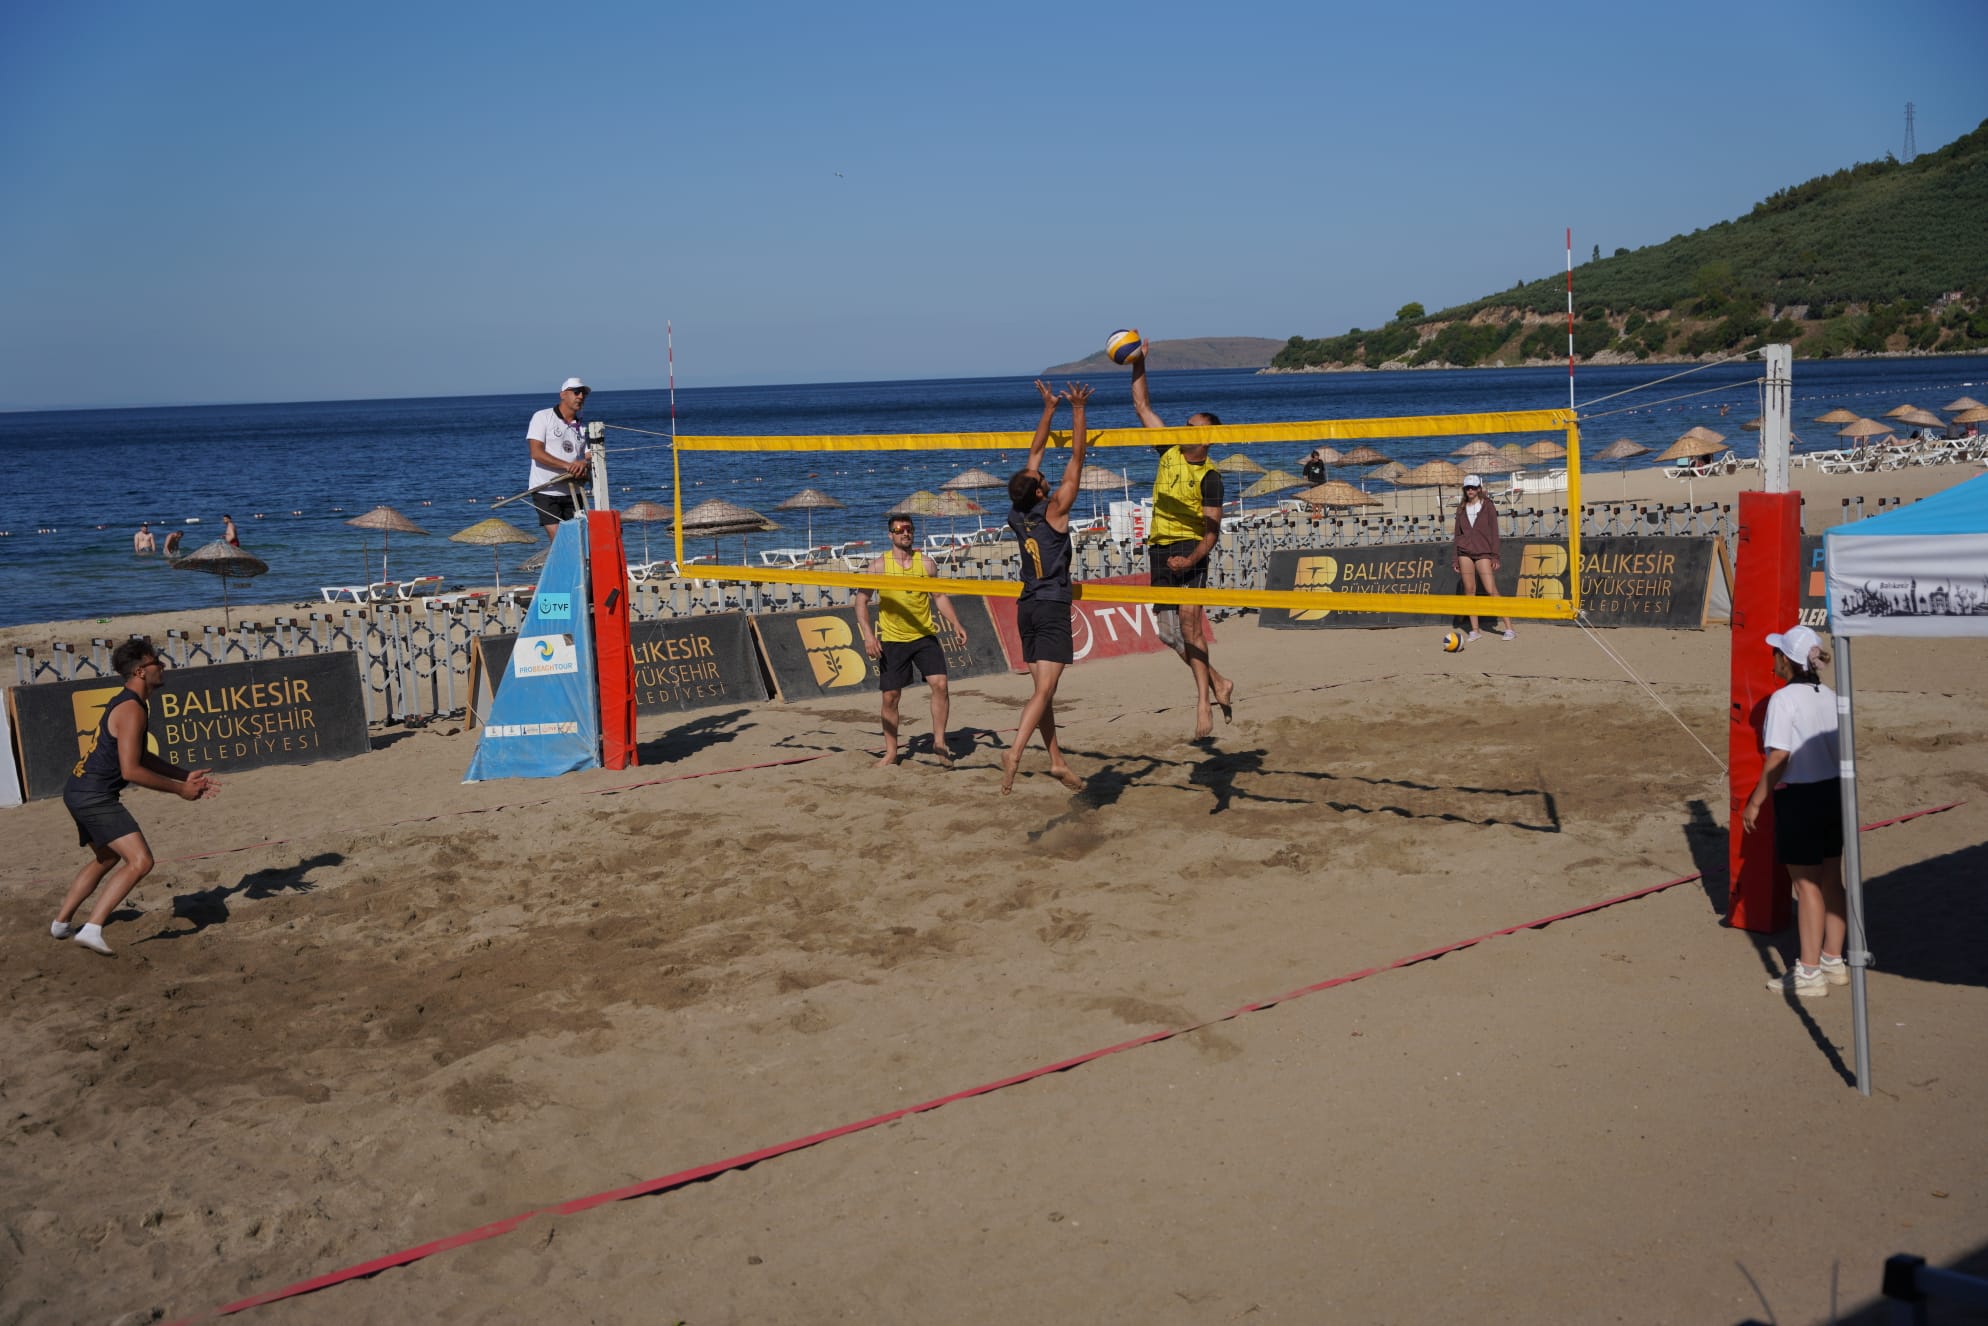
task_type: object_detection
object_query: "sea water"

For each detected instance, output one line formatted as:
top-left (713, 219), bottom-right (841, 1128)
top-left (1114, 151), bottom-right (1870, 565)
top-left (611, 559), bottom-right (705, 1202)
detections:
top-left (1, 356), bottom-right (1982, 628)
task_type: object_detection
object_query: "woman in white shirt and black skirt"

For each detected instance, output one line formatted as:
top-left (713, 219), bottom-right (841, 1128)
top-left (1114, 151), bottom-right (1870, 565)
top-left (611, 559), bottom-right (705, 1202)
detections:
top-left (1740, 624), bottom-right (1846, 999)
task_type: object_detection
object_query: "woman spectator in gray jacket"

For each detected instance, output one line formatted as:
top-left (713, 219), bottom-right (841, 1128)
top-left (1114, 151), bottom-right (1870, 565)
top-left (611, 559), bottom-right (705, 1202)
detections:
top-left (1451, 475), bottom-right (1514, 642)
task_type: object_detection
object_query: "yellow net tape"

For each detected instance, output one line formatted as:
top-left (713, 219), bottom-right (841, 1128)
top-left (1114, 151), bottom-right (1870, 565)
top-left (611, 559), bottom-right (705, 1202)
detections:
top-left (667, 408), bottom-right (1584, 621)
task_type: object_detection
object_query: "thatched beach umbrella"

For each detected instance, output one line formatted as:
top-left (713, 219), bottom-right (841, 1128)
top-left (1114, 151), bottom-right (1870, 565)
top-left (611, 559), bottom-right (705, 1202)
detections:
top-left (1953, 406), bottom-right (1988, 425)
top-left (173, 539), bottom-right (268, 628)
top-left (449, 517), bottom-right (539, 594)
top-left (1453, 440), bottom-right (1499, 458)
top-left (1837, 418), bottom-right (1890, 441)
top-left (929, 490), bottom-right (987, 541)
top-left (895, 490), bottom-right (947, 517)
top-left (1363, 461), bottom-right (1410, 510)
top-left (1340, 445), bottom-right (1392, 466)
top-left (619, 500), bottom-right (673, 565)
top-left (1071, 464), bottom-right (1131, 520)
top-left (1299, 481), bottom-right (1382, 510)
top-left (1396, 459), bottom-right (1468, 509)
top-left (940, 468), bottom-right (1004, 493)
top-left (1239, 469), bottom-right (1306, 518)
top-left (1942, 396), bottom-right (1984, 413)
top-left (1815, 407), bottom-right (1859, 425)
top-left (1893, 406), bottom-right (1945, 430)
top-left (1497, 442), bottom-right (1525, 459)
top-left (1307, 446), bottom-right (1344, 467)
top-left (1594, 438), bottom-right (1652, 498)
top-left (1522, 440), bottom-right (1568, 461)
top-left (518, 546), bottom-right (549, 575)
top-left (345, 505), bottom-right (429, 584)
top-left (774, 488), bottom-right (846, 548)
top-left (1881, 403), bottom-right (1921, 420)
top-left (674, 497), bottom-right (779, 562)
top-left (1679, 425), bottom-right (1726, 446)
top-left (1214, 453), bottom-right (1265, 478)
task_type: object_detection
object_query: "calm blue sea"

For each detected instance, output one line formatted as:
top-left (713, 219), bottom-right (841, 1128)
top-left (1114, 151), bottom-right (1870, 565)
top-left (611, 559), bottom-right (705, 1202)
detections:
top-left (2, 356), bottom-right (1983, 628)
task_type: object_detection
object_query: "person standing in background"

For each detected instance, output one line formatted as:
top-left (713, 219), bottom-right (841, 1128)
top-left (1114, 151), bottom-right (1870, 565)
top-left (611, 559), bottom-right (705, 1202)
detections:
top-left (1452, 476), bottom-right (1513, 642)
top-left (133, 523), bottom-right (155, 555)
top-left (222, 514), bottom-right (240, 547)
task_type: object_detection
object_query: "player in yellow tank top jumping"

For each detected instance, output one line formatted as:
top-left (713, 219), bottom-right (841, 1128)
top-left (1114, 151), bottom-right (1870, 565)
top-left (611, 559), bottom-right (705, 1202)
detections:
top-left (854, 513), bottom-right (969, 768)
top-left (1130, 341), bottom-right (1236, 739)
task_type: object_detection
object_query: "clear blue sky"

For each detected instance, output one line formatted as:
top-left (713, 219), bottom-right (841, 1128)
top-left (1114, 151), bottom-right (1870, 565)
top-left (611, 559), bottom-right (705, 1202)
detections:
top-left (4, 0), bottom-right (1984, 410)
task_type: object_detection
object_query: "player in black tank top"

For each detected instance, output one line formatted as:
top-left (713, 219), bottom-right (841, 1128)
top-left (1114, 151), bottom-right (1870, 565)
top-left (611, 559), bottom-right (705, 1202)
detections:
top-left (999, 380), bottom-right (1093, 795)
top-left (54, 638), bottom-right (219, 956)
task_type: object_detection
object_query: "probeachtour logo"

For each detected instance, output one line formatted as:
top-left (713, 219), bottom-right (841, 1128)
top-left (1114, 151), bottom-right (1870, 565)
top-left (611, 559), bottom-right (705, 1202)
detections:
top-left (513, 634), bottom-right (579, 678)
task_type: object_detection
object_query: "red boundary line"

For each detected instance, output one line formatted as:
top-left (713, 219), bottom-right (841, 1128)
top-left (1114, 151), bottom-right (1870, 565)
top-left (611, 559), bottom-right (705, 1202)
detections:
top-left (164, 798), bottom-right (1963, 1322)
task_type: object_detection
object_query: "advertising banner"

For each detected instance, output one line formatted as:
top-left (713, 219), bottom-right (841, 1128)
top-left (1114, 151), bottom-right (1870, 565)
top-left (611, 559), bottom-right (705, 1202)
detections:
top-left (752, 598), bottom-right (1007, 700)
top-left (0, 694), bottom-right (19, 807)
top-left (9, 652), bottom-right (369, 801)
top-left (1258, 537), bottom-right (1722, 630)
top-left (474, 614), bottom-right (771, 719)
top-left (983, 573), bottom-right (1214, 671)
top-left (464, 519), bottom-right (600, 782)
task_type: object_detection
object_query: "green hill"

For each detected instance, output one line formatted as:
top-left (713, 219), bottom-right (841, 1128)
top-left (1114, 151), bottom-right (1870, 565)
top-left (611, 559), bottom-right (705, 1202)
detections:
top-left (1273, 119), bottom-right (1988, 371)
top-left (1044, 336), bottom-right (1284, 375)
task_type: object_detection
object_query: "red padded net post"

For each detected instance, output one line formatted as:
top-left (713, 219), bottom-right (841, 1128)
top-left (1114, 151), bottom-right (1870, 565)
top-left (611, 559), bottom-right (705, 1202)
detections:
top-left (1727, 490), bottom-right (1800, 933)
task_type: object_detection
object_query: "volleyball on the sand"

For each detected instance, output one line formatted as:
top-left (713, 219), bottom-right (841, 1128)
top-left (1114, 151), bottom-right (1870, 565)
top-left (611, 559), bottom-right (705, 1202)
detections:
top-left (1106, 329), bottom-right (1145, 364)
top-left (1442, 630), bottom-right (1465, 653)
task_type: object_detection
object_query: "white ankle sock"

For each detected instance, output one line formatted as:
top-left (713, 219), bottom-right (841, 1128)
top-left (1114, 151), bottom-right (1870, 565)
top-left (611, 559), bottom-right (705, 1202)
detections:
top-left (73, 923), bottom-right (113, 956)
top-left (51, 920), bottom-right (74, 939)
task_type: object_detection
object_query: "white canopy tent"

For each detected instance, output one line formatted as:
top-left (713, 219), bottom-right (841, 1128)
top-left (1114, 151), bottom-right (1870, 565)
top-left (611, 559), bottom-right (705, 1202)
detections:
top-left (1823, 472), bottom-right (1988, 1095)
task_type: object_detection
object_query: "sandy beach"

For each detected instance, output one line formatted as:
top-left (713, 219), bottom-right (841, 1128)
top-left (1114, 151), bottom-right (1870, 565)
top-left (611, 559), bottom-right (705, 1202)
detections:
top-left (3, 463), bottom-right (1986, 1324)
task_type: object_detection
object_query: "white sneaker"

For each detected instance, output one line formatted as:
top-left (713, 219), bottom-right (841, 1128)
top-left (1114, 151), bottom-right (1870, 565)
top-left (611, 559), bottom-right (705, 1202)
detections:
top-left (72, 926), bottom-right (114, 957)
top-left (50, 921), bottom-right (74, 939)
top-left (1818, 956), bottom-right (1851, 987)
top-left (1466, 631), bottom-right (1482, 643)
top-left (1766, 966), bottom-right (1827, 998)
top-left (1500, 629), bottom-right (1516, 641)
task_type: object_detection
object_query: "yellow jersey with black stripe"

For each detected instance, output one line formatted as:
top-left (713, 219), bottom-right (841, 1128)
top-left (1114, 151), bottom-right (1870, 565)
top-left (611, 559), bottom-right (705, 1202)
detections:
top-left (1149, 447), bottom-right (1221, 544)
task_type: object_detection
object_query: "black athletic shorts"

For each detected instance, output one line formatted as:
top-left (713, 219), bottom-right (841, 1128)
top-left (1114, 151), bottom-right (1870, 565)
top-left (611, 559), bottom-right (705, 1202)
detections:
top-left (878, 636), bottom-right (946, 691)
top-left (1148, 540), bottom-right (1209, 590)
top-left (1017, 597), bottom-right (1073, 665)
top-left (66, 796), bottom-right (140, 850)
top-left (529, 490), bottom-right (580, 525)
top-left (1773, 778), bottom-right (1844, 867)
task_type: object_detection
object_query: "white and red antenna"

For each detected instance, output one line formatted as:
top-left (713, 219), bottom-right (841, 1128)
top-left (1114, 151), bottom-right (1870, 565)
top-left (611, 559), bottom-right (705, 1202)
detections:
top-left (1565, 228), bottom-right (1576, 413)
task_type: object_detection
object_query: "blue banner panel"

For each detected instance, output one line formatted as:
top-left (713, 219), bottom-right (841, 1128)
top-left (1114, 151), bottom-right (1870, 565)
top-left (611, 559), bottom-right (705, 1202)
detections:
top-left (464, 520), bottom-right (601, 782)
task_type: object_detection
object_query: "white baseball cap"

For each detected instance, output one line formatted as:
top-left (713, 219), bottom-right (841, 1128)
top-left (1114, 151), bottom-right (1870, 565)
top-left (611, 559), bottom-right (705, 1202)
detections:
top-left (1765, 623), bottom-right (1823, 667)
top-left (560, 377), bottom-right (589, 393)
top-left (1463, 474), bottom-right (1485, 489)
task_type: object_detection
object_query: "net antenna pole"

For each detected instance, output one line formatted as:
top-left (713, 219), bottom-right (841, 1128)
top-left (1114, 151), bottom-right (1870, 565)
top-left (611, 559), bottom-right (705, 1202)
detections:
top-left (669, 321), bottom-right (684, 566)
top-left (1565, 227), bottom-right (1576, 413)
top-left (1761, 343), bottom-right (1792, 492)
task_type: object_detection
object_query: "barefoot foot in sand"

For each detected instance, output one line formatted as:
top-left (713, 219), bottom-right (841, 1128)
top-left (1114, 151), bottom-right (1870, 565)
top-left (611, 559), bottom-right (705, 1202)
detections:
top-left (1049, 764), bottom-right (1084, 792)
top-left (999, 752), bottom-right (1019, 794)
top-left (876, 748), bottom-right (902, 769)
top-left (1213, 679), bottom-right (1235, 724)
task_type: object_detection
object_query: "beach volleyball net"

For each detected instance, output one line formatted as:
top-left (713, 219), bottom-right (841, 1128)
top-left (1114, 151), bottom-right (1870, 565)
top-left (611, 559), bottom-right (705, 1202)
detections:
top-left (665, 407), bottom-right (1583, 621)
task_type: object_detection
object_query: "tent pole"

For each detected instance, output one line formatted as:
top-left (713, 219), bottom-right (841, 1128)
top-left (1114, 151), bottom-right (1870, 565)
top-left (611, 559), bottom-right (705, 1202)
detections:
top-left (1834, 635), bottom-right (1872, 1097)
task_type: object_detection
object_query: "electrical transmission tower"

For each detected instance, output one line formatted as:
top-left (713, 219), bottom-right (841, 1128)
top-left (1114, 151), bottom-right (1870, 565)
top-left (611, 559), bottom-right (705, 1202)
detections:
top-left (1904, 102), bottom-right (1917, 161)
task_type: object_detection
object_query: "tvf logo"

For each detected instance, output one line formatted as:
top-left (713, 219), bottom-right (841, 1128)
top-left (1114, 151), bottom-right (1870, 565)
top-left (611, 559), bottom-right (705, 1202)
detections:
top-left (70, 686), bottom-right (158, 775)
top-left (1290, 555), bottom-right (1338, 621)
top-left (1516, 543), bottom-right (1568, 600)
top-left (797, 616), bottom-right (868, 689)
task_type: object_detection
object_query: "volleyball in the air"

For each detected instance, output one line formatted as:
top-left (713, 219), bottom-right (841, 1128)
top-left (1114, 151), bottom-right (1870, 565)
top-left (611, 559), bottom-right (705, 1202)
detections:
top-left (1106, 328), bottom-right (1145, 364)
top-left (1442, 630), bottom-right (1466, 653)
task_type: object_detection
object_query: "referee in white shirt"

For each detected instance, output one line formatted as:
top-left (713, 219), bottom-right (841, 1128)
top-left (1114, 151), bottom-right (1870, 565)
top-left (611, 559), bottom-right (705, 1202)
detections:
top-left (525, 376), bottom-right (592, 534)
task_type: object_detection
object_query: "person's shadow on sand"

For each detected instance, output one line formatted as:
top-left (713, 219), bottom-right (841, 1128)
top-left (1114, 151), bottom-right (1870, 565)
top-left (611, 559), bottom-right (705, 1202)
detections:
top-left (636, 708), bottom-right (756, 766)
top-left (145, 851), bottom-right (342, 940)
